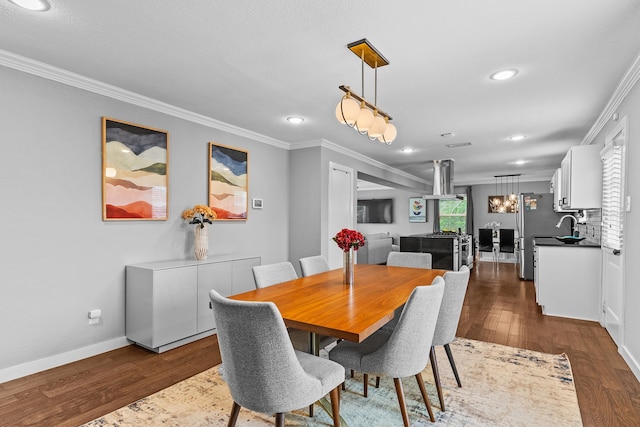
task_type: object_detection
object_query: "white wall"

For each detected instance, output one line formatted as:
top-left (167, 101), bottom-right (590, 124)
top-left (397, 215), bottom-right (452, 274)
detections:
top-left (0, 65), bottom-right (290, 379)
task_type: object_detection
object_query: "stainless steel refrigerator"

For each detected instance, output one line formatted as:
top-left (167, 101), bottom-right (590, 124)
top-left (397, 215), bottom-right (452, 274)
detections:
top-left (516, 193), bottom-right (572, 280)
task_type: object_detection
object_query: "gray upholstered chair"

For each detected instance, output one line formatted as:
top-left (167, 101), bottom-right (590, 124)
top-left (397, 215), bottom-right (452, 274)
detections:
top-left (252, 261), bottom-right (336, 365)
top-left (299, 255), bottom-right (330, 277)
top-left (210, 290), bottom-right (344, 427)
top-left (252, 262), bottom-right (298, 288)
top-left (387, 251), bottom-right (432, 269)
top-left (329, 278), bottom-right (445, 426)
top-left (429, 265), bottom-right (471, 411)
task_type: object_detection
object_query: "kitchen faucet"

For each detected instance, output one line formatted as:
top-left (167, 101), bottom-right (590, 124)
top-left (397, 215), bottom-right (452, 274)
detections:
top-left (556, 214), bottom-right (577, 236)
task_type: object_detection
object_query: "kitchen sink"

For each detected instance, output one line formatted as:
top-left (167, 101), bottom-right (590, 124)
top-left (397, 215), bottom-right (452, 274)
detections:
top-left (555, 236), bottom-right (586, 244)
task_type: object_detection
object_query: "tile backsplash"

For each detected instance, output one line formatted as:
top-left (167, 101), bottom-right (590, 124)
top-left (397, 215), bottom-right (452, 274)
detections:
top-left (576, 209), bottom-right (601, 245)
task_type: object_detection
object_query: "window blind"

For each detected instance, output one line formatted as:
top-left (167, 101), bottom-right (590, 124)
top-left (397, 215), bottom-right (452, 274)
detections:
top-left (600, 135), bottom-right (624, 251)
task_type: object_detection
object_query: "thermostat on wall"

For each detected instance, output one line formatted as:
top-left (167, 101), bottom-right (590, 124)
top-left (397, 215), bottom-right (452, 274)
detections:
top-left (252, 198), bottom-right (263, 209)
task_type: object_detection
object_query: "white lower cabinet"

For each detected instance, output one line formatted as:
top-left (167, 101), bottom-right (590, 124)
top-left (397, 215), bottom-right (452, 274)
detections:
top-left (535, 245), bottom-right (600, 321)
top-left (126, 255), bottom-right (260, 352)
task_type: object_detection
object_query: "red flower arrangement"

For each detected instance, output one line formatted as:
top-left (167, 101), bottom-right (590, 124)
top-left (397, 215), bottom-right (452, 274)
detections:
top-left (333, 228), bottom-right (366, 252)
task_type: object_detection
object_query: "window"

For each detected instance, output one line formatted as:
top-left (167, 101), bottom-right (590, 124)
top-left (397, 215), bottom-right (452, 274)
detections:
top-left (601, 125), bottom-right (625, 251)
top-left (439, 197), bottom-right (467, 232)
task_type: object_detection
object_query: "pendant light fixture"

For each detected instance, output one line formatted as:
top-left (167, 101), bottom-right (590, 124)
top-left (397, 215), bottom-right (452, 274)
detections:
top-left (494, 174), bottom-right (521, 213)
top-left (335, 39), bottom-right (396, 144)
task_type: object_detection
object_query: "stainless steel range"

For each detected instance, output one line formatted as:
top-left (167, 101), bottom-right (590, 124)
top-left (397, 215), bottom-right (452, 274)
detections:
top-left (399, 232), bottom-right (473, 271)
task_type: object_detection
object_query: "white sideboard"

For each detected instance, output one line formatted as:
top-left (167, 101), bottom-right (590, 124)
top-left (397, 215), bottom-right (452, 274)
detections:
top-left (126, 255), bottom-right (260, 352)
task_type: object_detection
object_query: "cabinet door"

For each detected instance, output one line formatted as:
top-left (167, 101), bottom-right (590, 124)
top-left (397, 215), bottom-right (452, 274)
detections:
top-left (197, 262), bottom-right (233, 333)
top-left (153, 267), bottom-right (198, 348)
top-left (560, 154), bottom-right (571, 208)
top-left (232, 257), bottom-right (261, 295)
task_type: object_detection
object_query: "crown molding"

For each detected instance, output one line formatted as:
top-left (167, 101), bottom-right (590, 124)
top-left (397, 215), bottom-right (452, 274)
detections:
top-left (292, 139), bottom-right (429, 185)
top-left (0, 49), bottom-right (290, 149)
top-left (582, 51), bottom-right (640, 145)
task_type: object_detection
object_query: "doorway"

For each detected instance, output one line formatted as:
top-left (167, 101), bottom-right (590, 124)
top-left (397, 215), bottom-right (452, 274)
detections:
top-left (327, 162), bottom-right (354, 269)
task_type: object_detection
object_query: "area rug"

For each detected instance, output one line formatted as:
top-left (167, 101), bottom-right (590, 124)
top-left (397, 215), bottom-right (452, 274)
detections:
top-left (83, 338), bottom-right (582, 426)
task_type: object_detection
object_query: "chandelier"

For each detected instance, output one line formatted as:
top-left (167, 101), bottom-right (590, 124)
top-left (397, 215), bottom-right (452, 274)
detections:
top-left (493, 174), bottom-right (520, 213)
top-left (335, 39), bottom-right (397, 144)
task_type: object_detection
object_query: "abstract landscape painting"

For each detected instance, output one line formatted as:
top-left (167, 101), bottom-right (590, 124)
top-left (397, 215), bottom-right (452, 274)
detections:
top-left (209, 143), bottom-right (247, 220)
top-left (102, 118), bottom-right (168, 220)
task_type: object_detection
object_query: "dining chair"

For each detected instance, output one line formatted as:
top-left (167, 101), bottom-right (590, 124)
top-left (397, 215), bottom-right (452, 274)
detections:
top-left (209, 290), bottom-right (344, 427)
top-left (499, 228), bottom-right (515, 254)
top-left (252, 262), bottom-right (298, 289)
top-left (429, 265), bottom-right (471, 411)
top-left (299, 255), bottom-right (330, 277)
top-left (252, 261), bottom-right (336, 377)
top-left (329, 277), bottom-right (445, 426)
top-left (387, 251), bottom-right (432, 269)
top-left (478, 228), bottom-right (497, 264)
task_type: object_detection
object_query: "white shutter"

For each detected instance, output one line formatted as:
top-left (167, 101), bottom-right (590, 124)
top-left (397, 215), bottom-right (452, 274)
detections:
top-left (600, 133), bottom-right (624, 251)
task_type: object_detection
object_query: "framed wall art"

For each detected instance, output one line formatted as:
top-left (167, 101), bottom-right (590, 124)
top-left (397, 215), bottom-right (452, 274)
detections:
top-left (102, 117), bottom-right (169, 220)
top-left (409, 197), bottom-right (427, 222)
top-left (209, 143), bottom-right (248, 220)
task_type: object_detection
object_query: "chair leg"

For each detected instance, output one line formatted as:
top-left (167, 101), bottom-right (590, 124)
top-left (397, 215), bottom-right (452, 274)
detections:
top-left (393, 378), bottom-right (410, 427)
top-left (416, 372), bottom-right (436, 422)
top-left (375, 376), bottom-right (381, 388)
top-left (228, 401), bottom-right (241, 427)
top-left (329, 386), bottom-right (341, 427)
top-left (363, 373), bottom-right (369, 397)
top-left (444, 343), bottom-right (462, 387)
top-left (430, 346), bottom-right (445, 411)
top-left (309, 404), bottom-right (314, 417)
top-left (275, 413), bottom-right (285, 427)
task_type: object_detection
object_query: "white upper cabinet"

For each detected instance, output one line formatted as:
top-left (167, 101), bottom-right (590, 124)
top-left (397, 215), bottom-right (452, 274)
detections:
top-left (560, 145), bottom-right (603, 210)
top-left (551, 168), bottom-right (576, 212)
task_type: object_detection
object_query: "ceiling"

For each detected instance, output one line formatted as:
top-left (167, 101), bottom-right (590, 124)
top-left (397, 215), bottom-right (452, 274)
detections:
top-left (2, 0), bottom-right (640, 186)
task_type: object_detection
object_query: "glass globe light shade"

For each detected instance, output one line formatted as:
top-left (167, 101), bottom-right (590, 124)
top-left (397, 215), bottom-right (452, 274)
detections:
top-left (355, 105), bottom-right (374, 132)
top-left (498, 205), bottom-right (507, 213)
top-left (335, 96), bottom-right (359, 126)
top-left (367, 114), bottom-right (387, 138)
top-left (509, 193), bottom-right (517, 201)
top-left (377, 122), bottom-right (397, 144)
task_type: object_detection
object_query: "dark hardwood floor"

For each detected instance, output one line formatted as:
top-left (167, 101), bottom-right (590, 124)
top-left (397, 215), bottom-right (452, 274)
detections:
top-left (1, 261), bottom-right (639, 426)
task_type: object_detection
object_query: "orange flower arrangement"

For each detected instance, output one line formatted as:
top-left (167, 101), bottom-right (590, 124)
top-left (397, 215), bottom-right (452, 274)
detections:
top-left (182, 204), bottom-right (217, 228)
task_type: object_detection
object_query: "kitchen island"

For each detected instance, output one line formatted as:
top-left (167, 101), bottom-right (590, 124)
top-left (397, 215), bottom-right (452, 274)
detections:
top-left (533, 237), bottom-right (601, 321)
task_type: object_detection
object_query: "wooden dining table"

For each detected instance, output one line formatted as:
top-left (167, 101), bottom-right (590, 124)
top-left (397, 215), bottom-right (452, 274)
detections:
top-left (231, 263), bottom-right (447, 352)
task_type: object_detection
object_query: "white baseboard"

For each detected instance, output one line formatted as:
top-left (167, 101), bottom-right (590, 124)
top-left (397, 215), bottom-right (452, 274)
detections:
top-left (620, 344), bottom-right (640, 382)
top-left (0, 336), bottom-right (129, 384)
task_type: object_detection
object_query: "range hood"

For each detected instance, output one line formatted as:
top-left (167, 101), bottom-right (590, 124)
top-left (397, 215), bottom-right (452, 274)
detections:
top-left (424, 159), bottom-right (463, 199)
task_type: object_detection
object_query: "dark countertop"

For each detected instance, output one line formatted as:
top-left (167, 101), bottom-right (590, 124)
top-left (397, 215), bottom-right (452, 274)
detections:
top-left (534, 236), bottom-right (601, 248)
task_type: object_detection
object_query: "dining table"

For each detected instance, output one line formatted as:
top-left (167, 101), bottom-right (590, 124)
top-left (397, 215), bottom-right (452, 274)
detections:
top-left (230, 263), bottom-right (447, 426)
top-left (231, 263), bottom-right (447, 353)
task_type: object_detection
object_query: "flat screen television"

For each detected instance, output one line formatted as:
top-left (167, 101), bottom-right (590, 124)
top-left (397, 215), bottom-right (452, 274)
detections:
top-left (357, 198), bottom-right (393, 224)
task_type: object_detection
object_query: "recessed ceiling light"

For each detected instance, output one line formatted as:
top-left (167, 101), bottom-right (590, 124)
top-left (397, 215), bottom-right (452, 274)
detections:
top-left (490, 69), bottom-right (519, 81)
top-left (286, 116), bottom-right (304, 124)
top-left (401, 147), bottom-right (415, 153)
top-left (9, 0), bottom-right (50, 11)
top-left (509, 135), bottom-right (526, 141)
top-left (440, 132), bottom-right (455, 138)
top-left (446, 142), bottom-right (472, 148)
top-left (514, 160), bottom-right (526, 165)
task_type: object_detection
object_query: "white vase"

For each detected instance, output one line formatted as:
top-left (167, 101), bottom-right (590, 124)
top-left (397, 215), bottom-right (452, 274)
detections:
top-left (194, 225), bottom-right (208, 260)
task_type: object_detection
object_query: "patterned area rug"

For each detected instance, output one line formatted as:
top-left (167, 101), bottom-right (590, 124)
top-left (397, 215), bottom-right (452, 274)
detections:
top-left (84, 338), bottom-right (582, 426)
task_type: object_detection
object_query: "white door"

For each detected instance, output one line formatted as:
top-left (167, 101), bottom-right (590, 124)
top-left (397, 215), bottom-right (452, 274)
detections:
top-left (327, 163), bottom-right (354, 269)
top-left (601, 117), bottom-right (627, 346)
